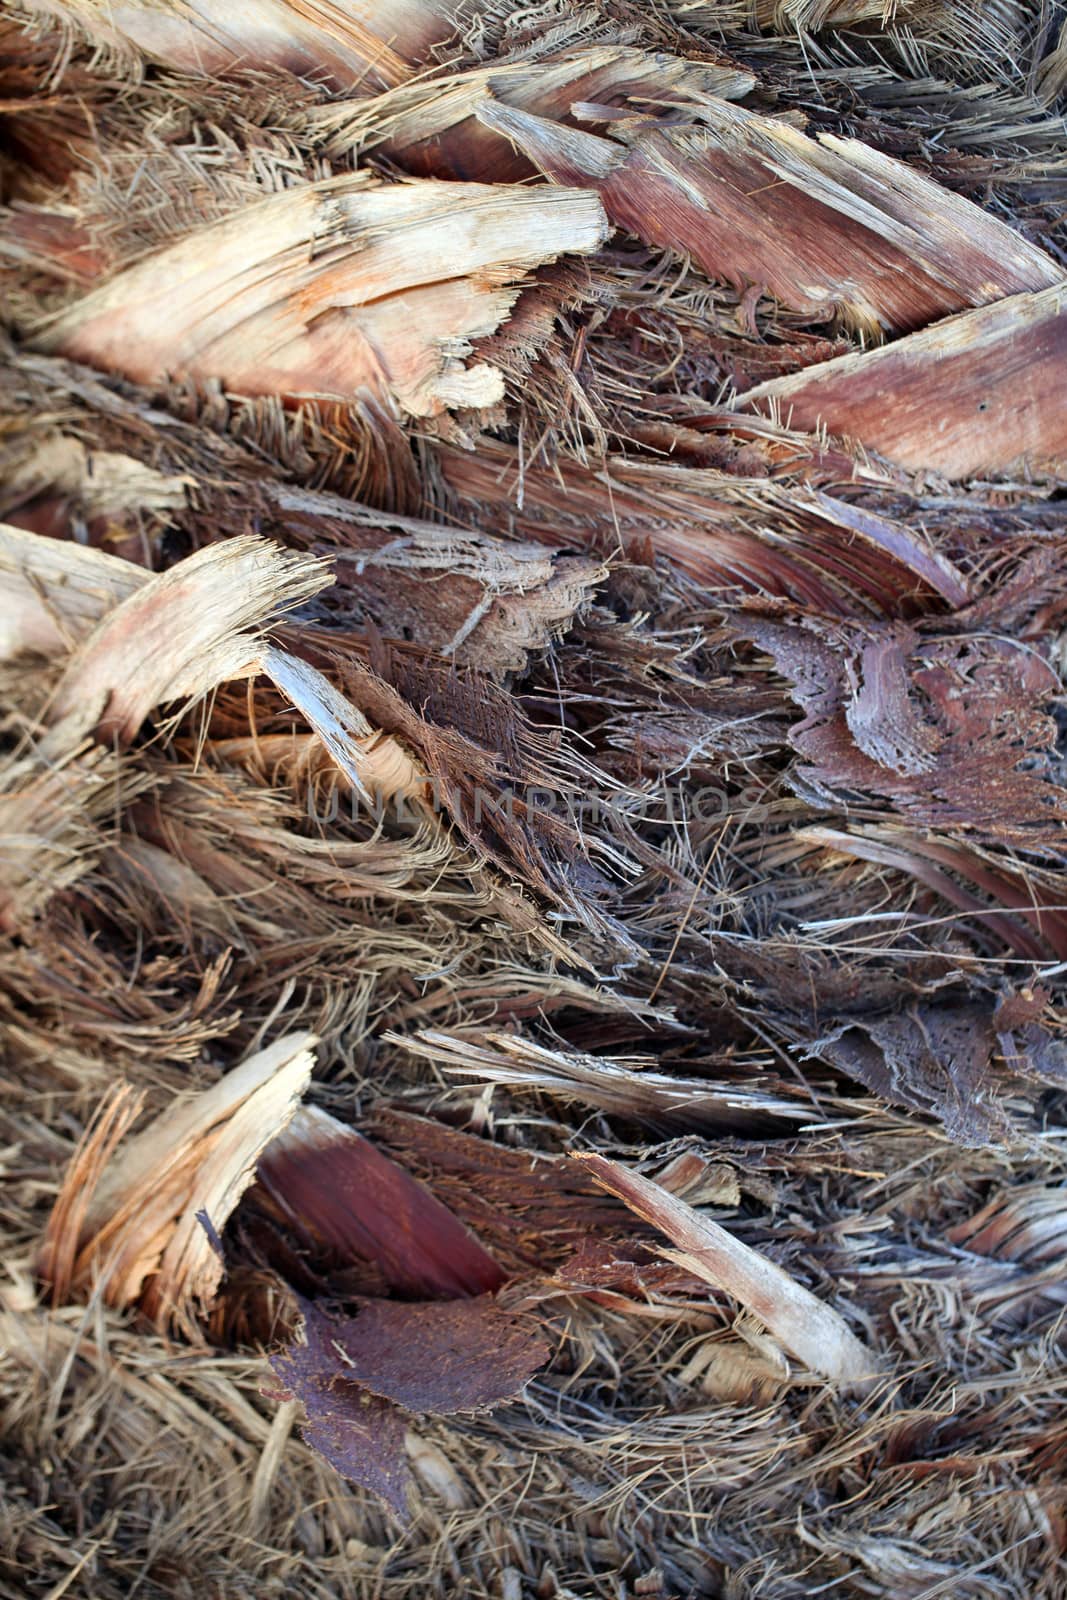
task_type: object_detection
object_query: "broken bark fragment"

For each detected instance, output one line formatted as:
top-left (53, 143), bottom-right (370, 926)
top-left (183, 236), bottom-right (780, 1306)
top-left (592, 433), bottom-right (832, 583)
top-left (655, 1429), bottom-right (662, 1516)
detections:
top-left (556, 1236), bottom-right (713, 1314)
top-left (33, 175), bottom-right (610, 420)
top-left (0, 432), bottom-right (189, 540)
top-left (268, 1294), bottom-right (549, 1512)
top-left (741, 285), bottom-right (1067, 478)
top-left (435, 441), bottom-right (968, 615)
top-left (39, 1033), bottom-right (317, 1336)
top-left (314, 46), bottom-right (754, 182)
top-left (261, 480), bottom-right (607, 676)
top-left (265, 1299), bottom-right (413, 1516)
top-left (282, 1295), bottom-right (550, 1414)
top-left (476, 98), bottom-right (1060, 334)
top-left (0, 520), bottom-right (144, 660)
top-left (577, 1154), bottom-right (879, 1388)
top-left (369, 1108), bottom-right (631, 1277)
top-left (257, 1104), bottom-right (504, 1299)
top-left (741, 618), bottom-right (1067, 848)
top-left (2, 524), bottom-right (417, 830)
top-left (16, 0), bottom-right (466, 93)
top-left (805, 1003), bottom-right (1008, 1146)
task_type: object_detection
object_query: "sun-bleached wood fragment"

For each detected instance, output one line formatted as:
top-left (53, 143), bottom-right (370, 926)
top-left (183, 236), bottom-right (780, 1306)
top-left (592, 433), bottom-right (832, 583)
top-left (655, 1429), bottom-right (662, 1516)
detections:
top-left (35, 175), bottom-right (610, 418)
top-left (0, 520), bottom-right (145, 660)
top-left (577, 1153), bottom-right (880, 1388)
top-left (41, 538), bottom-right (330, 749)
top-left (314, 46), bottom-right (754, 181)
top-left (40, 1033), bottom-right (316, 1335)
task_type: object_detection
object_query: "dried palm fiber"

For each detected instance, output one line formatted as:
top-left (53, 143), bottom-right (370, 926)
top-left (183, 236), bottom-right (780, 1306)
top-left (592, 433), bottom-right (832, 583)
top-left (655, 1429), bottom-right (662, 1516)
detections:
top-left (2, 3), bottom-right (1067, 1599)
top-left (12, 0), bottom-right (474, 91)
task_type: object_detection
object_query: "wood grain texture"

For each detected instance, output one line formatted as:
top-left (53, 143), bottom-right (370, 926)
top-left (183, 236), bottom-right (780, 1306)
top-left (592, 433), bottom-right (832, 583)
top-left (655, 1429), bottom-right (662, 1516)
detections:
top-left (742, 284), bottom-right (1067, 478)
top-left (18, 0), bottom-right (462, 91)
top-left (477, 98), bottom-right (1061, 335)
top-left (35, 175), bottom-right (609, 418)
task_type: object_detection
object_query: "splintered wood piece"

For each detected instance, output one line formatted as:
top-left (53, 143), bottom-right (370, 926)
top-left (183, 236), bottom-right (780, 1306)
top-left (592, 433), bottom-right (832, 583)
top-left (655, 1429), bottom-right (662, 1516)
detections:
top-left (39, 1033), bottom-right (317, 1335)
top-left (577, 1154), bottom-right (880, 1388)
top-left (315, 46), bottom-right (754, 183)
top-left (0, 433), bottom-right (190, 533)
top-left (41, 538), bottom-right (330, 750)
top-left (258, 648), bottom-right (378, 806)
top-left (36, 1084), bottom-right (145, 1309)
top-left (19, 0), bottom-right (463, 93)
top-left (740, 284), bottom-right (1067, 478)
top-left (0, 520), bottom-right (144, 660)
top-left (35, 175), bottom-right (609, 418)
top-left (258, 1104), bottom-right (504, 1298)
top-left (391, 1028), bottom-right (816, 1132)
top-left (476, 99), bottom-right (1061, 335)
top-left (1, 525), bottom-right (434, 807)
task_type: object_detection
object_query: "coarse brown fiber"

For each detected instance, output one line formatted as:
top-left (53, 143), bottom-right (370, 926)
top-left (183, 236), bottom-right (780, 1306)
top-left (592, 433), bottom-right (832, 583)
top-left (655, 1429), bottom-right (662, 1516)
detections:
top-left (1, 4), bottom-right (1066, 1598)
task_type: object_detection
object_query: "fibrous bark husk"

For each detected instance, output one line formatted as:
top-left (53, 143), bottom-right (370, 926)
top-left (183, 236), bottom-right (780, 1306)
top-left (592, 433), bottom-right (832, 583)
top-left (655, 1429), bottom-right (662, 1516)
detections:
top-left (3, 5), bottom-right (1067, 1597)
top-left (475, 96), bottom-right (1061, 336)
top-left (34, 174), bottom-right (610, 419)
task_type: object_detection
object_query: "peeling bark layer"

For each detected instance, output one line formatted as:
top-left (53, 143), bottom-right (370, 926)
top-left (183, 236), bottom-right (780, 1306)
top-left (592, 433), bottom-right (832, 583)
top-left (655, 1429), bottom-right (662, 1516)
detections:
top-left (741, 284), bottom-right (1067, 478)
top-left (475, 98), bottom-right (1061, 334)
top-left (34, 176), bottom-right (610, 417)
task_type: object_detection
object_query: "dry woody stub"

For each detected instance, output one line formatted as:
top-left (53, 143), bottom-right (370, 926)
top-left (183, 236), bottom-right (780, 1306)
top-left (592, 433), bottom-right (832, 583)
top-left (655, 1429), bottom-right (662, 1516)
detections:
top-left (2, 2), bottom-right (1067, 1597)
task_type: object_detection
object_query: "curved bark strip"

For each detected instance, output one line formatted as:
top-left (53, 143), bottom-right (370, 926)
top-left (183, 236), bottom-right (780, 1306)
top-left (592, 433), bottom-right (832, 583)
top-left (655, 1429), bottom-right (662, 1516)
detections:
top-left (42, 538), bottom-right (329, 749)
top-left (741, 285), bottom-right (1067, 478)
top-left (577, 1154), bottom-right (880, 1389)
top-left (35, 176), bottom-right (610, 419)
top-left (476, 98), bottom-right (1061, 335)
top-left (434, 439), bottom-right (969, 615)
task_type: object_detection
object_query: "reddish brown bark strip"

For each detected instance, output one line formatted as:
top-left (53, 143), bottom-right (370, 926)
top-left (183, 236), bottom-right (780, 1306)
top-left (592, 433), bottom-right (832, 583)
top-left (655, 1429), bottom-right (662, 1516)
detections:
top-left (258, 1105), bottom-right (504, 1299)
top-left (476, 99), bottom-right (1061, 335)
top-left (741, 285), bottom-right (1067, 478)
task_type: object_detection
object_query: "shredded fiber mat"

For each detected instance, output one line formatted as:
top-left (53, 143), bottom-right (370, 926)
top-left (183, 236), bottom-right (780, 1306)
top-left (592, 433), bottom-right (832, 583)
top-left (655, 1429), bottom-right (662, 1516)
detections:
top-left (1, 4), bottom-right (1066, 1598)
